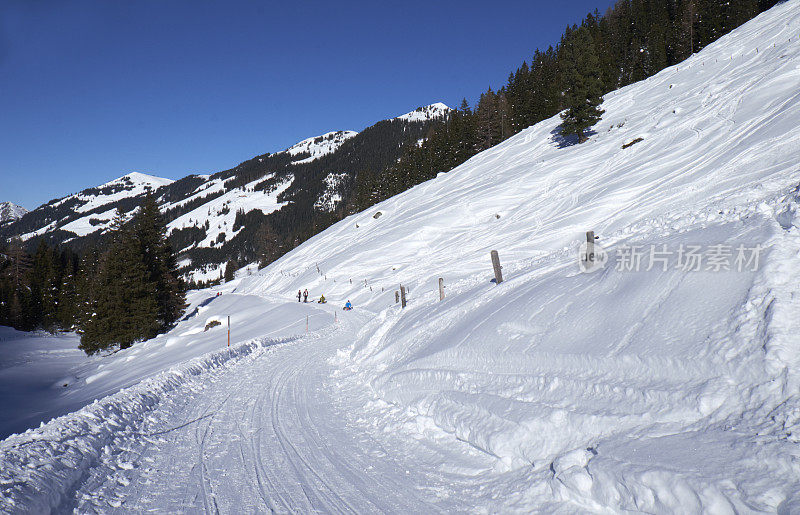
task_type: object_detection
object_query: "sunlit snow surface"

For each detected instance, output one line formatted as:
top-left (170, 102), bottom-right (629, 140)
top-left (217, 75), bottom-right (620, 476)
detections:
top-left (3, 3), bottom-right (800, 512)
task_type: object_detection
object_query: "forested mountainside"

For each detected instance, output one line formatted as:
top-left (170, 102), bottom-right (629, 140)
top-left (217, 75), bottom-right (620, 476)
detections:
top-left (0, 104), bottom-right (450, 284)
top-left (359, 0), bottom-right (785, 208)
top-left (0, 0), bottom-right (784, 339)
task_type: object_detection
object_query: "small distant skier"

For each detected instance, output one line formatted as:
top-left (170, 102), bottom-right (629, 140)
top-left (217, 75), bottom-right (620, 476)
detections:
top-left (297, 290), bottom-right (302, 302)
top-left (318, 294), bottom-right (326, 304)
top-left (303, 289), bottom-right (309, 303)
top-left (343, 300), bottom-right (353, 311)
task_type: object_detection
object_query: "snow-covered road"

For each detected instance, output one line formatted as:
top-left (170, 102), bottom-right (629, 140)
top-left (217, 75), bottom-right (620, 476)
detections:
top-left (65, 307), bottom-right (496, 513)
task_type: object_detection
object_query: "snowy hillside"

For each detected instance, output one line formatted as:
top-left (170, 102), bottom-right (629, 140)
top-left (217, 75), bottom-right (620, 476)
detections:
top-left (18, 173), bottom-right (173, 240)
top-left (397, 102), bottom-right (451, 122)
top-left (233, 2), bottom-right (800, 510)
top-left (3, 4), bottom-right (800, 511)
top-left (0, 105), bottom-right (448, 281)
top-left (283, 130), bottom-right (359, 164)
top-left (0, 202), bottom-right (27, 224)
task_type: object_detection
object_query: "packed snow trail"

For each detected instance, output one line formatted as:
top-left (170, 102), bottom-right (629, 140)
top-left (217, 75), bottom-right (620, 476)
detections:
top-left (0, 293), bottom-right (317, 440)
top-left (66, 306), bottom-right (499, 513)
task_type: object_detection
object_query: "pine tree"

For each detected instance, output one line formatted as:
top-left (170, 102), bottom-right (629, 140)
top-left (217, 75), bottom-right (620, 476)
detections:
top-left (79, 211), bottom-right (159, 354)
top-left (559, 26), bottom-right (605, 143)
top-left (133, 195), bottom-right (186, 328)
top-left (3, 239), bottom-right (32, 330)
top-left (29, 240), bottom-right (59, 331)
top-left (224, 257), bottom-right (238, 282)
top-left (255, 222), bottom-right (280, 268)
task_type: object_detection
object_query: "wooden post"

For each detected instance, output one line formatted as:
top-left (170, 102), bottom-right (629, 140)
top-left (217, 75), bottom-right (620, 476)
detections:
top-left (395, 291), bottom-right (399, 303)
top-left (585, 231), bottom-right (595, 264)
top-left (491, 250), bottom-right (503, 284)
top-left (438, 277), bottom-right (445, 301)
top-left (306, 315), bottom-right (309, 333)
top-left (400, 285), bottom-right (407, 308)
top-left (227, 315), bottom-right (230, 347)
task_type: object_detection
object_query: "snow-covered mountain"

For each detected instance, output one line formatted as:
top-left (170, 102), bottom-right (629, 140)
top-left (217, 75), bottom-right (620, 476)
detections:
top-left (396, 102), bottom-right (451, 122)
top-left (2, 2), bottom-right (800, 512)
top-left (24, 173), bottom-right (173, 240)
top-left (0, 202), bottom-right (27, 224)
top-left (283, 130), bottom-right (359, 164)
top-left (0, 104), bottom-right (449, 280)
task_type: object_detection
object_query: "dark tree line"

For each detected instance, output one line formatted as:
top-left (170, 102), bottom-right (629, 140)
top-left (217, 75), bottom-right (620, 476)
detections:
top-left (0, 196), bottom-right (186, 355)
top-left (351, 0), bottom-right (780, 210)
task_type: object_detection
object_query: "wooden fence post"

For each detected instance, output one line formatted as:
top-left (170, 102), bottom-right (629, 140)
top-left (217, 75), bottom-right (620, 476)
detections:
top-left (400, 285), bottom-right (407, 308)
top-left (438, 277), bottom-right (445, 301)
top-left (491, 250), bottom-right (503, 284)
top-left (395, 291), bottom-right (399, 303)
top-left (585, 231), bottom-right (595, 264)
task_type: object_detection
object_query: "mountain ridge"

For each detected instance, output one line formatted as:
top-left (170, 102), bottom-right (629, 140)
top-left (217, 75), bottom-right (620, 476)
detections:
top-left (0, 103), bottom-right (451, 281)
top-left (0, 203), bottom-right (27, 224)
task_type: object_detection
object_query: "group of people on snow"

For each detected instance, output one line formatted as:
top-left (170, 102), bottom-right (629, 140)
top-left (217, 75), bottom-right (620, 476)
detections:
top-left (296, 289), bottom-right (351, 310)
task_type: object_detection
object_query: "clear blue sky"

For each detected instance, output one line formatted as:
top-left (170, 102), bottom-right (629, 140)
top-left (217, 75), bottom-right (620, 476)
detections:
top-left (0, 0), bottom-right (614, 210)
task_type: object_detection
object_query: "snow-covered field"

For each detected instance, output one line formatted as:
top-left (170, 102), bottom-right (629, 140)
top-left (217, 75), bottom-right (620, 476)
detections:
top-left (3, 2), bottom-right (800, 512)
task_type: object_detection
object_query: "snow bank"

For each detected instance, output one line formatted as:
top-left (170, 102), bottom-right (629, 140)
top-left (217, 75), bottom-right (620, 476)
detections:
top-left (0, 334), bottom-right (296, 513)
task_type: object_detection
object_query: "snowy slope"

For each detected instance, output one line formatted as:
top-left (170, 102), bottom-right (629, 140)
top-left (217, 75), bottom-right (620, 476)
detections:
top-left (166, 175), bottom-right (293, 253)
top-left (18, 173), bottom-right (173, 240)
top-left (48, 172), bottom-right (172, 214)
top-left (3, 4), bottom-right (800, 512)
top-left (283, 130), bottom-right (359, 164)
top-left (0, 202), bottom-right (27, 224)
top-left (396, 102), bottom-right (451, 122)
top-left (233, 2), bottom-right (800, 510)
top-left (0, 291), bottom-right (330, 440)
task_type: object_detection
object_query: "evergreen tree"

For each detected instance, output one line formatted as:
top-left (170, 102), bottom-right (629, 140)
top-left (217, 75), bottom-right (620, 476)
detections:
top-left (2, 239), bottom-right (32, 329)
top-left (559, 26), bottom-right (605, 142)
top-left (133, 195), bottom-right (186, 328)
top-left (78, 206), bottom-right (179, 355)
top-left (224, 257), bottom-right (238, 282)
top-left (29, 240), bottom-right (59, 331)
top-left (80, 213), bottom-right (157, 353)
top-left (255, 222), bottom-right (280, 268)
